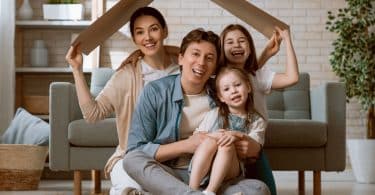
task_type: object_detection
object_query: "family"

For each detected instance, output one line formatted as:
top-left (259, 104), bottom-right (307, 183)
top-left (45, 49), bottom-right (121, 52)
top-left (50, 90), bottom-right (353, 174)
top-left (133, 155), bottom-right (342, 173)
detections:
top-left (66, 6), bottom-right (298, 195)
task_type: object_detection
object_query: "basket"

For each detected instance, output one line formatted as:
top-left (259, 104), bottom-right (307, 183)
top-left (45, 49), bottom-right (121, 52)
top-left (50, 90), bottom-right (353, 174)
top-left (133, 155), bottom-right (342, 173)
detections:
top-left (0, 144), bottom-right (48, 190)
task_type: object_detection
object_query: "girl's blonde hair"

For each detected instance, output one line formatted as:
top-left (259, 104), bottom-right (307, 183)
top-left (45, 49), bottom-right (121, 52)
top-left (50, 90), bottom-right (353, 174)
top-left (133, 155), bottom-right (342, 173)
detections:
top-left (215, 66), bottom-right (262, 129)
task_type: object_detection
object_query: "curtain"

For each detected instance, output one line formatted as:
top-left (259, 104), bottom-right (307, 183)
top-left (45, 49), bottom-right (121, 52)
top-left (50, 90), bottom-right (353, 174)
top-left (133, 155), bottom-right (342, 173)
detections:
top-left (0, 0), bottom-right (15, 133)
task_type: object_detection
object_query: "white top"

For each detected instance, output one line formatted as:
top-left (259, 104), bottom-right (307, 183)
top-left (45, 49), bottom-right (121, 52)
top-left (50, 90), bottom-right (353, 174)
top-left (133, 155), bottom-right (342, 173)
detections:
top-left (196, 107), bottom-right (266, 145)
top-left (180, 91), bottom-right (210, 139)
top-left (250, 65), bottom-right (275, 120)
top-left (141, 59), bottom-right (180, 86)
top-left (173, 91), bottom-right (210, 169)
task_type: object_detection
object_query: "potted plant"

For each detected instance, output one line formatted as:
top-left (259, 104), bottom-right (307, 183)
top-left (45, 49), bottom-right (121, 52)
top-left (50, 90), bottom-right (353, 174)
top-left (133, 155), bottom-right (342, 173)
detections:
top-left (326, 0), bottom-right (375, 183)
top-left (43, 0), bottom-right (84, 21)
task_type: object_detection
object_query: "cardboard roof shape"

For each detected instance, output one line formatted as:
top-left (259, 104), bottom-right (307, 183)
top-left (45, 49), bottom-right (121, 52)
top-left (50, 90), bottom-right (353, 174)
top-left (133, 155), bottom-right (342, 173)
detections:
top-left (72, 0), bottom-right (153, 55)
top-left (73, 0), bottom-right (288, 55)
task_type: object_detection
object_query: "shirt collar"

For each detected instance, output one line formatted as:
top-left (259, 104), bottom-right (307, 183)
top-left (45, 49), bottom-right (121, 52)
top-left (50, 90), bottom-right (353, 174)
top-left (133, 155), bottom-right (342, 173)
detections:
top-left (172, 74), bottom-right (184, 102)
top-left (171, 74), bottom-right (216, 109)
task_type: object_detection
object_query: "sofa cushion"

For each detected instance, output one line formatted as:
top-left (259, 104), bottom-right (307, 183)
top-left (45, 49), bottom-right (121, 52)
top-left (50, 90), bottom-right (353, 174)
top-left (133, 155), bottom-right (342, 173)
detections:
top-left (267, 73), bottom-right (310, 119)
top-left (68, 118), bottom-right (118, 146)
top-left (264, 119), bottom-right (327, 148)
top-left (90, 68), bottom-right (115, 97)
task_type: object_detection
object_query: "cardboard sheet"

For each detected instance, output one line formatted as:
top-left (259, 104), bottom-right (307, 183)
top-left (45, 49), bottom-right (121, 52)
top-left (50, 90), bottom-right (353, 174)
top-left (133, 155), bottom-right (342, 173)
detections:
top-left (73, 0), bottom-right (288, 55)
top-left (72, 0), bottom-right (153, 55)
top-left (211, 0), bottom-right (289, 39)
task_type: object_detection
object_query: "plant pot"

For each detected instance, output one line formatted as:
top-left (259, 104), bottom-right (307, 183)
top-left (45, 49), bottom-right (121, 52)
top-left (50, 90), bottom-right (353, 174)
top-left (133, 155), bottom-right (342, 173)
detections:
top-left (43, 4), bottom-right (83, 20)
top-left (347, 139), bottom-right (375, 183)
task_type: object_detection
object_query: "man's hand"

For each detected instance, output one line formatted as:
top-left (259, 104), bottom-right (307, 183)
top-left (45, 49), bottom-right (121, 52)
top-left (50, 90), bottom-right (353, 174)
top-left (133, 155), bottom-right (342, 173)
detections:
top-left (217, 132), bottom-right (238, 147)
top-left (234, 135), bottom-right (261, 159)
top-left (185, 132), bottom-right (208, 153)
top-left (122, 49), bottom-right (143, 67)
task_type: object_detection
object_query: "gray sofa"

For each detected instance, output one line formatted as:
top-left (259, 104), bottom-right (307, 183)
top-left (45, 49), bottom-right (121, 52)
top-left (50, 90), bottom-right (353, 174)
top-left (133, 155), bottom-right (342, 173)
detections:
top-left (49, 68), bottom-right (346, 195)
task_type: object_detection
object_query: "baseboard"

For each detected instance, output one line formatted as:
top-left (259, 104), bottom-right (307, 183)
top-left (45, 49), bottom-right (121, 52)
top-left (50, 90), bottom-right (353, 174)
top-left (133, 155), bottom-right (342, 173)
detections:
top-left (273, 169), bottom-right (355, 182)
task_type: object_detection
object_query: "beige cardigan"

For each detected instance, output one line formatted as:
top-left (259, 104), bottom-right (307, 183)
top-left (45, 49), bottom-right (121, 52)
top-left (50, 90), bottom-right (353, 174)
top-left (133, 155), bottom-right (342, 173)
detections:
top-left (80, 61), bottom-right (144, 177)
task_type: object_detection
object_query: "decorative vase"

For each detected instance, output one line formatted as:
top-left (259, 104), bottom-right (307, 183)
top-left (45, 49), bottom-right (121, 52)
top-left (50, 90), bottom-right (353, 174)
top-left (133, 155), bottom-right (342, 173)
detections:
top-left (30, 40), bottom-right (48, 67)
top-left (18, 0), bottom-right (33, 20)
top-left (43, 4), bottom-right (84, 21)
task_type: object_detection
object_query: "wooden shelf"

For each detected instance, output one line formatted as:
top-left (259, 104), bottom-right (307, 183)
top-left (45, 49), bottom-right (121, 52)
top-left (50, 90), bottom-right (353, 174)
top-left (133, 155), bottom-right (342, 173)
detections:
top-left (14, 0), bottom-right (102, 116)
top-left (16, 20), bottom-right (92, 29)
top-left (16, 67), bottom-right (92, 73)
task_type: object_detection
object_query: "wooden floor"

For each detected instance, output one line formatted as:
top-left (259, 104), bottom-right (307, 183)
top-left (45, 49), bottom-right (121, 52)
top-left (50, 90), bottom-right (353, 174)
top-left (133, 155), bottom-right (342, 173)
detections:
top-left (1, 170), bottom-right (375, 195)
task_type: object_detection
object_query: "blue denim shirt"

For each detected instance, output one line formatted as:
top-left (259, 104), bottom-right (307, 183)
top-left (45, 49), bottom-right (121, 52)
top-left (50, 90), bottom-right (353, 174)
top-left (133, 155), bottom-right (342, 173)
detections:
top-left (126, 74), bottom-right (215, 158)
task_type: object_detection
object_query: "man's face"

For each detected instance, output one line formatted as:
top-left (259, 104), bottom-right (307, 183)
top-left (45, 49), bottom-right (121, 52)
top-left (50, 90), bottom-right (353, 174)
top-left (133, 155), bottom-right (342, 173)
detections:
top-left (178, 41), bottom-right (217, 94)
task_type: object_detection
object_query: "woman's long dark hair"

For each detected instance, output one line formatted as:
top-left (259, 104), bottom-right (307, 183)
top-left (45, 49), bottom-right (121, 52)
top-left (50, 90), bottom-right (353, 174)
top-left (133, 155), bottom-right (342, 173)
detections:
top-left (215, 66), bottom-right (261, 129)
top-left (129, 6), bottom-right (167, 38)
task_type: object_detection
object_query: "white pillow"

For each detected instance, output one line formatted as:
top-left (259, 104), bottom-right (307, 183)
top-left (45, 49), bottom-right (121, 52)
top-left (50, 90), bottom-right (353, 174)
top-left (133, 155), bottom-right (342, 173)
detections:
top-left (1, 108), bottom-right (49, 145)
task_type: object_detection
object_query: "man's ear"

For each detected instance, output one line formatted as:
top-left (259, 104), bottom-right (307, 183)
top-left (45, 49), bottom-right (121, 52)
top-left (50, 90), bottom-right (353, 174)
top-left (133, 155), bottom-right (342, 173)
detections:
top-left (178, 53), bottom-right (183, 64)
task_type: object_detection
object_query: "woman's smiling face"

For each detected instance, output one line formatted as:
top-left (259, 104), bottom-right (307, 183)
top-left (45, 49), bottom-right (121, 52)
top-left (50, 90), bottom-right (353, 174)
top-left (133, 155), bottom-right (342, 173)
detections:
top-left (132, 15), bottom-right (167, 57)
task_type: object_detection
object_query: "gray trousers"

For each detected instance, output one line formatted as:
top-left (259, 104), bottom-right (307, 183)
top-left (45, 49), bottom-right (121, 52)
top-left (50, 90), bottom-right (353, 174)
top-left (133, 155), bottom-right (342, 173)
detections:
top-left (123, 150), bottom-right (270, 195)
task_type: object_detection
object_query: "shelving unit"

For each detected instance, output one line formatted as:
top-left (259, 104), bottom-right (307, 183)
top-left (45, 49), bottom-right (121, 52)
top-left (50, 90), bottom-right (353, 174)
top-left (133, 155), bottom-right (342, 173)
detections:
top-left (14, 0), bottom-right (105, 118)
top-left (16, 20), bottom-right (92, 29)
top-left (16, 67), bottom-right (92, 73)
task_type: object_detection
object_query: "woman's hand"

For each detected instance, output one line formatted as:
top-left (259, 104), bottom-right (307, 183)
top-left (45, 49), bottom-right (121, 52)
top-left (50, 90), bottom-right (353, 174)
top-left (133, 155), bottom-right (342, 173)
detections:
top-left (65, 44), bottom-right (83, 72)
top-left (234, 135), bottom-right (261, 159)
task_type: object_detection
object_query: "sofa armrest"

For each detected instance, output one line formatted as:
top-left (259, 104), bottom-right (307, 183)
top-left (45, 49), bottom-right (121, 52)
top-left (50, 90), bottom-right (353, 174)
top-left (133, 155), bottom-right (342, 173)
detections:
top-left (49, 82), bottom-right (83, 170)
top-left (310, 82), bottom-right (346, 171)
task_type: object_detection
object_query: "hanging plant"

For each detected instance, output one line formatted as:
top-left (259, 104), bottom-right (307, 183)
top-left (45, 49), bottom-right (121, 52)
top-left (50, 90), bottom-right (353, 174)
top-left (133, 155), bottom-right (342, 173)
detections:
top-left (326, 0), bottom-right (375, 138)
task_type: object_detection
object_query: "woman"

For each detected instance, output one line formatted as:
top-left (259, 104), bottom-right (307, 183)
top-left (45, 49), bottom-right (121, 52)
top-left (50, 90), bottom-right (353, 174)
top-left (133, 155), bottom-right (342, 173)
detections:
top-left (124, 28), bottom-right (270, 195)
top-left (220, 24), bottom-right (299, 195)
top-left (65, 7), bottom-right (181, 195)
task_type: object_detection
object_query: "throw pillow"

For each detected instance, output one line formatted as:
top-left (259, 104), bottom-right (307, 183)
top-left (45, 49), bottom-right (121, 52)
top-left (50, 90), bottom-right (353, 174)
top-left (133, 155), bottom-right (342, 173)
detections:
top-left (1, 107), bottom-right (49, 145)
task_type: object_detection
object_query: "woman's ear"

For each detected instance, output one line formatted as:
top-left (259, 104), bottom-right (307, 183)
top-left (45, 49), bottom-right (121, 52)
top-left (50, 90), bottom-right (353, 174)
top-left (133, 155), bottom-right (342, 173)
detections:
top-left (163, 26), bottom-right (168, 39)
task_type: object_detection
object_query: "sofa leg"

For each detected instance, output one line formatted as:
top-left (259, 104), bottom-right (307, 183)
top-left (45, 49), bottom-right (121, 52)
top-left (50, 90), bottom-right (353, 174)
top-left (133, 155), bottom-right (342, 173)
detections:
top-left (298, 171), bottom-right (305, 195)
top-left (74, 170), bottom-right (82, 195)
top-left (313, 171), bottom-right (321, 195)
top-left (92, 170), bottom-right (101, 194)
